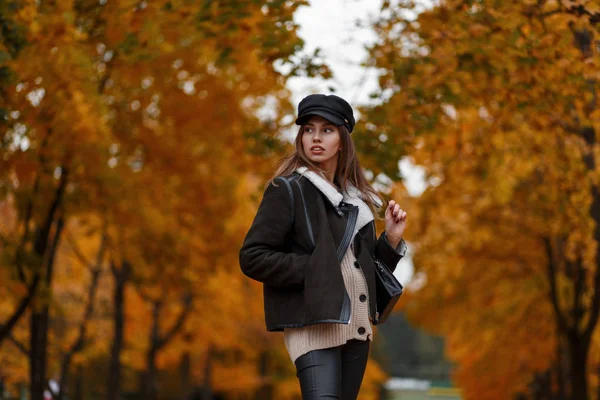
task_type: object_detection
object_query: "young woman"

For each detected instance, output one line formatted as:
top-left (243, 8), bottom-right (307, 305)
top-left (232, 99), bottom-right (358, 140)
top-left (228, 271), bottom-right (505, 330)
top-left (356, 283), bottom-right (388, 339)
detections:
top-left (239, 94), bottom-right (408, 400)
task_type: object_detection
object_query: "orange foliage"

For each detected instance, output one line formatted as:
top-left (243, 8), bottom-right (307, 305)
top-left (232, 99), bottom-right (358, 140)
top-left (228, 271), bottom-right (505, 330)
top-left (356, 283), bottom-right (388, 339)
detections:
top-left (0, 1), bottom-right (385, 399)
top-left (366, 0), bottom-right (600, 399)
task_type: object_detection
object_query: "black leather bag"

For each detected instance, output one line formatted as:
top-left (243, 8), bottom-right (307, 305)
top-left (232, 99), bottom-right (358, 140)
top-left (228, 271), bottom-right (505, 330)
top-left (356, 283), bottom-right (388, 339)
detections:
top-left (372, 258), bottom-right (403, 325)
top-left (357, 232), bottom-right (404, 325)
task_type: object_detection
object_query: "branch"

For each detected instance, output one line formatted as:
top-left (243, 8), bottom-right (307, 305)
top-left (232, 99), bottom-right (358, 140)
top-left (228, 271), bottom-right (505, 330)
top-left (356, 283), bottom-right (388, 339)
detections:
top-left (42, 212), bottom-right (66, 292)
top-left (14, 130), bottom-right (53, 282)
top-left (110, 258), bottom-right (132, 282)
top-left (572, 258), bottom-right (585, 331)
top-left (565, 5), bottom-right (600, 24)
top-left (134, 283), bottom-right (154, 304)
top-left (544, 236), bottom-right (570, 335)
top-left (110, 257), bottom-right (118, 276)
top-left (35, 165), bottom-right (69, 259)
top-left (547, 113), bottom-right (582, 135)
top-left (57, 231), bottom-right (107, 394)
top-left (0, 274), bottom-right (40, 345)
top-left (65, 232), bottom-right (95, 270)
top-left (539, 7), bottom-right (563, 18)
top-left (7, 333), bottom-right (29, 356)
top-left (584, 259), bottom-right (600, 341)
top-left (584, 186), bottom-right (600, 340)
top-left (67, 233), bottom-right (107, 350)
top-left (585, 79), bottom-right (597, 116)
top-left (156, 293), bottom-right (193, 351)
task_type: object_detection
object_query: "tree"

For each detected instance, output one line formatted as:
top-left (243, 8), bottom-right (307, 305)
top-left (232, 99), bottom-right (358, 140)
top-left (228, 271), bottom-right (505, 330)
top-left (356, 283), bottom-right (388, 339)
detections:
top-left (365, 0), bottom-right (600, 398)
top-left (1, 1), bottom-right (365, 400)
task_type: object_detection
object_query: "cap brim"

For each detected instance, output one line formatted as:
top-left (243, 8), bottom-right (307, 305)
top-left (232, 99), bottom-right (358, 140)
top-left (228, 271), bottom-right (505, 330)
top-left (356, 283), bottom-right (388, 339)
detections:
top-left (295, 110), bottom-right (345, 126)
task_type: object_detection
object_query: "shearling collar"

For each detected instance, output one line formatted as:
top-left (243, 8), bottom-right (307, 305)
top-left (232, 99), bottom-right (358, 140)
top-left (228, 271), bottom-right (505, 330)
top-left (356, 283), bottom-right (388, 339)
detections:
top-left (295, 166), bottom-right (383, 238)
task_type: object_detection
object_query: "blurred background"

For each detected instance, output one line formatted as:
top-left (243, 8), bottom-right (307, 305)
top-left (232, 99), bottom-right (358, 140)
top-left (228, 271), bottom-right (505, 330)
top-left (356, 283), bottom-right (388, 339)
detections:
top-left (0, 0), bottom-right (598, 399)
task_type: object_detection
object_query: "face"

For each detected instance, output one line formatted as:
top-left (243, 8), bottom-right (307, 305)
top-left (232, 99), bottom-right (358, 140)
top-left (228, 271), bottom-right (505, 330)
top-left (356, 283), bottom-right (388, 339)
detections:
top-left (301, 115), bottom-right (341, 169)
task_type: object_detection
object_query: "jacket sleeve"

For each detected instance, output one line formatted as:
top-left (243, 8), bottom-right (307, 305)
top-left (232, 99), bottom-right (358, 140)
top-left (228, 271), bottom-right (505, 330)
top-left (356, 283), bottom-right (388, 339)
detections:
top-left (375, 232), bottom-right (407, 273)
top-left (239, 180), bottom-right (309, 287)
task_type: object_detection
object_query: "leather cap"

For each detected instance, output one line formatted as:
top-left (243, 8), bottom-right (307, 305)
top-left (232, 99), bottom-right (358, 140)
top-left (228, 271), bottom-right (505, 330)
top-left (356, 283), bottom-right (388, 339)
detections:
top-left (295, 94), bottom-right (355, 133)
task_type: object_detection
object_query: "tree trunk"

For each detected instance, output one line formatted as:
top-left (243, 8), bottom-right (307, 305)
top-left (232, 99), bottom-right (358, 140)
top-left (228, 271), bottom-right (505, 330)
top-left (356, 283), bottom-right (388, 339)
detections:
top-left (141, 347), bottom-right (159, 400)
top-left (29, 309), bottom-right (49, 400)
top-left (596, 362), bottom-right (600, 400)
top-left (106, 260), bottom-right (131, 400)
top-left (56, 232), bottom-right (106, 400)
top-left (30, 217), bottom-right (65, 400)
top-left (179, 351), bottom-right (191, 398)
top-left (28, 165), bottom-right (69, 400)
top-left (253, 351), bottom-right (272, 400)
top-left (74, 365), bottom-right (84, 400)
top-left (0, 132), bottom-right (60, 346)
top-left (567, 332), bottom-right (589, 400)
top-left (139, 295), bottom-right (192, 400)
top-left (200, 345), bottom-right (213, 400)
top-left (140, 300), bottom-right (161, 400)
top-left (556, 337), bottom-right (567, 400)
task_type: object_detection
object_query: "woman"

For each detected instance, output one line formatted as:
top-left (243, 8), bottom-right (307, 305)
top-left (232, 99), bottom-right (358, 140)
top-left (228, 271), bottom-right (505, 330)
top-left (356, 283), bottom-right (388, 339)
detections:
top-left (239, 94), bottom-right (407, 399)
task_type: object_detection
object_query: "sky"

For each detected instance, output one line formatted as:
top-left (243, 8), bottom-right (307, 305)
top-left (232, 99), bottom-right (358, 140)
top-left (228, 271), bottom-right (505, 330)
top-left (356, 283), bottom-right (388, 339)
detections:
top-left (288, 0), bottom-right (422, 284)
top-left (287, 0), bottom-right (383, 108)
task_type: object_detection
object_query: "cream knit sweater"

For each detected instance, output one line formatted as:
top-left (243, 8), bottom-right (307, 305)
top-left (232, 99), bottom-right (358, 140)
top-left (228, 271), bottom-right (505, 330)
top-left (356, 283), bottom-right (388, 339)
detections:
top-left (284, 243), bottom-right (372, 363)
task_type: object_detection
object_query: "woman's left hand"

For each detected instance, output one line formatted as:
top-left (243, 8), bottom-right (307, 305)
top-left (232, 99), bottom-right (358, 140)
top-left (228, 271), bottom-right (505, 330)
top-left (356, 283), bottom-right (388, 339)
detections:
top-left (385, 200), bottom-right (407, 247)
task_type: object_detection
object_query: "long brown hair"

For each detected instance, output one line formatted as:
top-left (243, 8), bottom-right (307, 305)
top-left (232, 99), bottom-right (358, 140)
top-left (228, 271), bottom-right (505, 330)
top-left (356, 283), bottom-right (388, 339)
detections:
top-left (268, 124), bottom-right (382, 211)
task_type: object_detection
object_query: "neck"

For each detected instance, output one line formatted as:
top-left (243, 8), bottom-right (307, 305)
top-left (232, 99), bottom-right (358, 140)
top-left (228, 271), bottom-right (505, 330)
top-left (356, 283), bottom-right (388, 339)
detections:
top-left (323, 170), bottom-right (336, 184)
top-left (319, 158), bottom-right (338, 184)
top-left (319, 160), bottom-right (337, 184)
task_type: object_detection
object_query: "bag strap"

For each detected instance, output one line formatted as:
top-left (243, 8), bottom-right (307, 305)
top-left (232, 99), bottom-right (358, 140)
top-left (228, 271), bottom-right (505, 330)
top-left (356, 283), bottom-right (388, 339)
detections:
top-left (275, 176), bottom-right (295, 224)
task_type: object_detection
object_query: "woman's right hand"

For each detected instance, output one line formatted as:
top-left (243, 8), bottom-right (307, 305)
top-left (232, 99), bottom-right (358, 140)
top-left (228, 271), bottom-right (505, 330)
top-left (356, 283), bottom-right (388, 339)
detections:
top-left (384, 200), bottom-right (407, 248)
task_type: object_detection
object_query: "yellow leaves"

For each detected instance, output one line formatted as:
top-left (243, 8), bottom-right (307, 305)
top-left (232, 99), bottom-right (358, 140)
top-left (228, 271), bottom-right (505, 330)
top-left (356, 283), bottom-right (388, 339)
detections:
top-left (14, 1), bottom-right (38, 26)
top-left (0, 1), bottom-right (387, 398)
top-left (0, 346), bottom-right (29, 386)
top-left (361, 359), bottom-right (389, 400)
top-left (0, 196), bottom-right (18, 236)
top-left (561, 0), bottom-right (598, 9)
top-left (368, 0), bottom-right (600, 396)
top-left (468, 23), bottom-right (489, 37)
top-left (587, 1), bottom-right (600, 13)
top-left (159, 41), bottom-right (176, 54)
top-left (71, 89), bottom-right (103, 141)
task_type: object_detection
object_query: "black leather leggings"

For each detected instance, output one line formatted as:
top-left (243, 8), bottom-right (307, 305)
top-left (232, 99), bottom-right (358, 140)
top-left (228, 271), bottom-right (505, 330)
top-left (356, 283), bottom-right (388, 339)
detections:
top-left (294, 339), bottom-right (370, 400)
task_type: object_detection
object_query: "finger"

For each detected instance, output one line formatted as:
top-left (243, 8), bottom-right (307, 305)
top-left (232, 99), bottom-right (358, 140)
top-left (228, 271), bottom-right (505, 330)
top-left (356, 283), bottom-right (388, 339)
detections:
top-left (393, 204), bottom-right (400, 217)
top-left (401, 211), bottom-right (407, 221)
top-left (386, 202), bottom-right (395, 218)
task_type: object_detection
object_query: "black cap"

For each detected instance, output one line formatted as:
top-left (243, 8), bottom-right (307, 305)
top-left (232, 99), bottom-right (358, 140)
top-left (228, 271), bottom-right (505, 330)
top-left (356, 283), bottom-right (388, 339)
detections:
top-left (295, 94), bottom-right (356, 133)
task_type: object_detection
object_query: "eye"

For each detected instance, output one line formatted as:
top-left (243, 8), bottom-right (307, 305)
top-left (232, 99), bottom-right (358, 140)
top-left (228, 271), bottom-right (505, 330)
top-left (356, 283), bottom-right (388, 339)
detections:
top-left (303, 127), bottom-right (313, 133)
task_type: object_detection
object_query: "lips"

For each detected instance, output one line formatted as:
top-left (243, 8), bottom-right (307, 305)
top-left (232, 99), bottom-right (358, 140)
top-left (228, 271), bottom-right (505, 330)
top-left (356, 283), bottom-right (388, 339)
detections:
top-left (310, 145), bottom-right (325, 151)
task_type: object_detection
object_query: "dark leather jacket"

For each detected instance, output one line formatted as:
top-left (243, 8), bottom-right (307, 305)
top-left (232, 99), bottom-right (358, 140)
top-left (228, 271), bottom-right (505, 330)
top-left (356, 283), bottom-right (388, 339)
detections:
top-left (239, 170), bottom-right (406, 331)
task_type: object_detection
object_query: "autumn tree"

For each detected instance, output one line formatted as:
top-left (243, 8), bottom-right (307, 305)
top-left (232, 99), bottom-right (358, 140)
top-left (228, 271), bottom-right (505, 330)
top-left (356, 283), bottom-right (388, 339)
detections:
top-left (363, 0), bottom-right (600, 399)
top-left (0, 0), bottom-right (337, 399)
